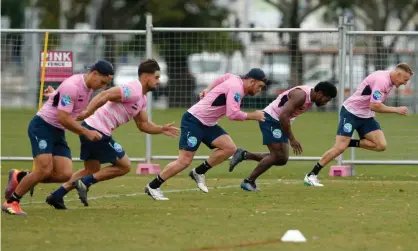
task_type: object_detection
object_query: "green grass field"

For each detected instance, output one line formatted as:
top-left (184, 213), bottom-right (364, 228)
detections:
top-left (2, 108), bottom-right (418, 251)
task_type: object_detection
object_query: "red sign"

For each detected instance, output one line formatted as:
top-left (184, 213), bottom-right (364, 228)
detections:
top-left (40, 51), bottom-right (73, 82)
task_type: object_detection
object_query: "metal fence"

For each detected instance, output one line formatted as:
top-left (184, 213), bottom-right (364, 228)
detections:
top-left (1, 15), bottom-right (417, 165)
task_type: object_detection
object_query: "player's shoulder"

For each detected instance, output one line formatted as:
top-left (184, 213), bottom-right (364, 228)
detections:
top-left (367, 70), bottom-right (390, 80)
top-left (289, 86), bottom-right (308, 96)
top-left (58, 74), bottom-right (83, 90)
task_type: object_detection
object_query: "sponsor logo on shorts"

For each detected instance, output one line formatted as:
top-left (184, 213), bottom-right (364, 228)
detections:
top-left (234, 93), bottom-right (241, 103)
top-left (113, 142), bottom-right (123, 152)
top-left (343, 123), bottom-right (353, 133)
top-left (372, 90), bottom-right (382, 101)
top-left (61, 95), bottom-right (72, 106)
top-left (38, 140), bottom-right (47, 150)
top-left (272, 129), bottom-right (282, 139)
top-left (123, 87), bottom-right (131, 99)
top-left (187, 136), bottom-right (197, 147)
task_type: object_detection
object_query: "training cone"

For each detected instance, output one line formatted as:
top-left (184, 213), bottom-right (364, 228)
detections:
top-left (280, 230), bottom-right (307, 243)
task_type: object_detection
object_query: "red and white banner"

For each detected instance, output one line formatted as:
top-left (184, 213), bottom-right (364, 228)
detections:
top-left (40, 51), bottom-right (73, 82)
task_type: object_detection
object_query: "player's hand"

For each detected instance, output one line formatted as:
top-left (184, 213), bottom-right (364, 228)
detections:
top-left (199, 89), bottom-right (209, 99)
top-left (290, 138), bottom-right (303, 155)
top-left (162, 122), bottom-right (180, 137)
top-left (252, 110), bottom-right (265, 122)
top-left (395, 106), bottom-right (408, 116)
top-left (76, 110), bottom-right (91, 121)
top-left (85, 130), bottom-right (102, 141)
top-left (43, 86), bottom-right (55, 97)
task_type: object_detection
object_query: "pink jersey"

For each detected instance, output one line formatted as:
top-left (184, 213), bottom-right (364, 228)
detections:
top-left (188, 73), bottom-right (247, 126)
top-left (264, 85), bottom-right (313, 121)
top-left (343, 71), bottom-right (393, 118)
top-left (37, 74), bottom-right (93, 129)
top-left (85, 80), bottom-right (147, 136)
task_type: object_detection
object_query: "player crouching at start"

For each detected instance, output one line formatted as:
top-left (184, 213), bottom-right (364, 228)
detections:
top-left (46, 59), bottom-right (179, 209)
top-left (229, 82), bottom-right (337, 191)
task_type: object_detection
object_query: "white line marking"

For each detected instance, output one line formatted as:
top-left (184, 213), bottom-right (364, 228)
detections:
top-left (20, 178), bottom-right (418, 206)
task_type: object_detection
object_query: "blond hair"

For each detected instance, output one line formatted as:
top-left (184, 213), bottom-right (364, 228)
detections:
top-left (395, 63), bottom-right (414, 75)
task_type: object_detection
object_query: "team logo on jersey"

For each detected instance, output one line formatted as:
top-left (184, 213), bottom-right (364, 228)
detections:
top-left (372, 90), bottom-right (382, 100)
top-left (61, 95), bottom-right (72, 106)
top-left (123, 87), bottom-right (131, 99)
top-left (272, 129), bottom-right (282, 139)
top-left (113, 142), bottom-right (123, 152)
top-left (343, 123), bottom-right (353, 133)
top-left (187, 136), bottom-right (198, 147)
top-left (234, 93), bottom-right (241, 103)
top-left (38, 140), bottom-right (47, 150)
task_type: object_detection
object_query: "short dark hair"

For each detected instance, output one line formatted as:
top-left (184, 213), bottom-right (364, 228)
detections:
top-left (138, 59), bottom-right (160, 76)
top-left (314, 81), bottom-right (337, 98)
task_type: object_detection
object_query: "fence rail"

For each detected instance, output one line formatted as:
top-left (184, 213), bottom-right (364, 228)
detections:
top-left (1, 14), bottom-right (417, 166)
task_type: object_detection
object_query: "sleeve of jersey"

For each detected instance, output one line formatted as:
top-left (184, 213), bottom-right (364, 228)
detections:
top-left (226, 82), bottom-right (247, 121)
top-left (369, 78), bottom-right (386, 104)
top-left (57, 82), bottom-right (78, 113)
top-left (120, 85), bottom-right (135, 103)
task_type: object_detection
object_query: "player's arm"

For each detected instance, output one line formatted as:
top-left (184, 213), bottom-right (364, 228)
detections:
top-left (225, 86), bottom-right (265, 121)
top-left (58, 110), bottom-right (92, 135)
top-left (369, 82), bottom-right (408, 115)
top-left (200, 73), bottom-right (231, 98)
top-left (278, 89), bottom-right (306, 141)
top-left (77, 86), bottom-right (123, 120)
top-left (133, 110), bottom-right (180, 136)
top-left (56, 88), bottom-right (101, 140)
top-left (369, 103), bottom-right (398, 113)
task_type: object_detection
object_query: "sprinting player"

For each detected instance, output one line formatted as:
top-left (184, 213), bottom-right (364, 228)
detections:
top-left (304, 63), bottom-right (413, 187)
top-left (145, 69), bottom-right (267, 200)
top-left (228, 82), bottom-right (337, 191)
top-left (2, 60), bottom-right (114, 215)
top-left (46, 59), bottom-right (180, 209)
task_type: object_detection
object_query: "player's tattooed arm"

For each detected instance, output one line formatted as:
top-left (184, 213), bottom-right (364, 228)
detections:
top-left (77, 87), bottom-right (123, 121)
top-left (133, 110), bottom-right (180, 136)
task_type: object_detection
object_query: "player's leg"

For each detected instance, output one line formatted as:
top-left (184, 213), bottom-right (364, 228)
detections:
top-left (74, 155), bottom-right (130, 207)
top-left (305, 106), bottom-right (356, 187)
top-left (229, 114), bottom-right (281, 172)
top-left (72, 135), bottom-right (128, 206)
top-left (304, 135), bottom-right (351, 187)
top-left (145, 112), bottom-right (201, 200)
top-left (42, 156), bottom-right (72, 183)
top-left (239, 115), bottom-right (289, 191)
top-left (189, 132), bottom-right (236, 193)
top-left (146, 149), bottom-right (196, 200)
top-left (47, 125), bottom-right (101, 209)
top-left (229, 149), bottom-right (269, 172)
top-left (46, 160), bottom-right (100, 209)
top-left (2, 154), bottom-right (54, 215)
top-left (356, 118), bottom-right (386, 152)
top-left (2, 116), bottom-right (55, 215)
top-left (4, 169), bottom-right (30, 200)
top-left (241, 143), bottom-right (289, 191)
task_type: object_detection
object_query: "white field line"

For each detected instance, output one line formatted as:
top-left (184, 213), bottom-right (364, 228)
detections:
top-left (20, 178), bottom-right (418, 206)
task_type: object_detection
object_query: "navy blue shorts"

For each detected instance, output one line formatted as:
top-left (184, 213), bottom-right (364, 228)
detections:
top-left (259, 113), bottom-right (289, 145)
top-left (337, 106), bottom-right (381, 139)
top-left (79, 122), bottom-right (126, 164)
top-left (179, 112), bottom-right (227, 152)
top-left (27, 115), bottom-right (71, 158)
